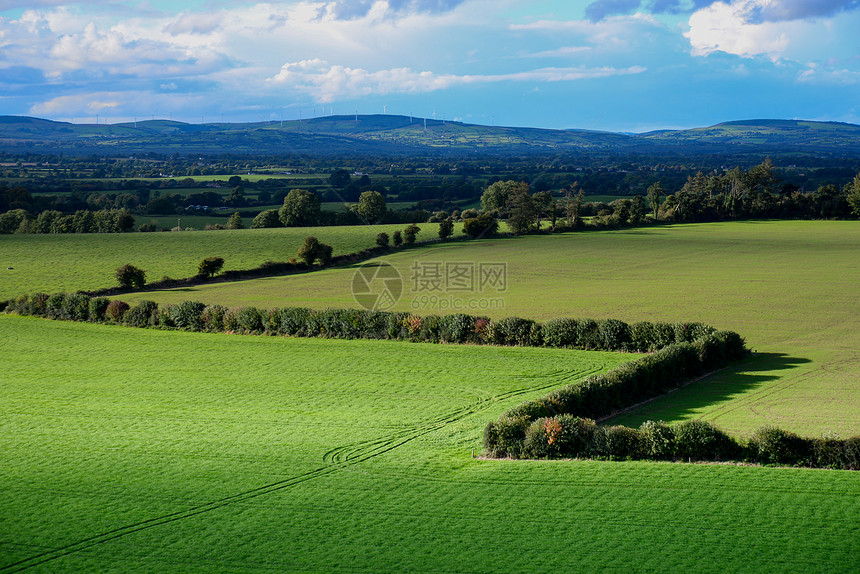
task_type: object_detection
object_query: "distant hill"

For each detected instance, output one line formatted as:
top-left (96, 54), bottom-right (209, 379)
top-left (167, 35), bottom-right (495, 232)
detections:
top-left (1, 114), bottom-right (859, 157)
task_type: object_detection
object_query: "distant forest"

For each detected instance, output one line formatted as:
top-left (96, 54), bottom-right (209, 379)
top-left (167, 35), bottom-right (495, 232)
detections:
top-left (1, 151), bottom-right (859, 233)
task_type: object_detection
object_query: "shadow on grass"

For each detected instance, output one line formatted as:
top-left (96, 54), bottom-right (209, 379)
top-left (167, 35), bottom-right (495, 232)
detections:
top-left (605, 352), bottom-right (811, 427)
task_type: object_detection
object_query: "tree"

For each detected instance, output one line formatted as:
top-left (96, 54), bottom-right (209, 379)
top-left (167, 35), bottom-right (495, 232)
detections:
top-left (353, 190), bottom-right (387, 223)
top-left (630, 195), bottom-right (647, 224)
top-left (481, 180), bottom-right (520, 214)
top-left (226, 186), bottom-right (248, 207)
top-left (403, 224), bottom-right (420, 245)
top-left (563, 182), bottom-right (584, 227)
top-left (251, 209), bottom-right (282, 228)
top-left (298, 236), bottom-right (321, 264)
top-left (533, 190), bottom-right (554, 229)
top-left (376, 232), bottom-right (390, 248)
top-left (505, 182), bottom-right (537, 235)
top-left (116, 210), bottom-right (135, 232)
top-left (463, 213), bottom-right (498, 238)
top-left (438, 218), bottom-right (454, 240)
top-left (198, 256), bottom-right (225, 278)
top-left (847, 172), bottom-right (860, 218)
top-left (328, 169), bottom-right (351, 188)
top-left (611, 198), bottom-right (632, 225)
top-left (392, 230), bottom-right (403, 247)
top-left (279, 188), bottom-right (321, 227)
top-left (297, 236), bottom-right (333, 265)
top-left (227, 212), bottom-right (244, 229)
top-left (115, 264), bottom-right (146, 289)
top-left (647, 182), bottom-right (664, 220)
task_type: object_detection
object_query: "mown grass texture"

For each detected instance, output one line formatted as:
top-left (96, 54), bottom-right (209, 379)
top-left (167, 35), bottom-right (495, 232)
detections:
top-left (2, 315), bottom-right (858, 573)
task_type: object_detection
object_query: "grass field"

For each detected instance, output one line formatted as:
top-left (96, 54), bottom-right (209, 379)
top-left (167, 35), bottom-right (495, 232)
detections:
top-left (0, 222), bottom-right (448, 298)
top-left (116, 221), bottom-right (860, 437)
top-left (2, 314), bottom-right (858, 573)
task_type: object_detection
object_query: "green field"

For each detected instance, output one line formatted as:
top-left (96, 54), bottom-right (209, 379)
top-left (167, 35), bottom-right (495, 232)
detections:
top-left (0, 223), bottom-right (448, 298)
top-left (116, 221), bottom-right (860, 437)
top-left (2, 315), bottom-right (858, 572)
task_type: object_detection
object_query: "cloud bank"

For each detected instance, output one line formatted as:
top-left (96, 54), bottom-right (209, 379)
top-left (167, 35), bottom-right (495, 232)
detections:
top-left (268, 59), bottom-right (646, 102)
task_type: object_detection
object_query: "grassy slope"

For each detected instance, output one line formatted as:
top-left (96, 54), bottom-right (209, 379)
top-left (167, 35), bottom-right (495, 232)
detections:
top-left (0, 223), bottom-right (446, 298)
top-left (2, 315), bottom-right (858, 573)
top-left (119, 221), bottom-right (860, 437)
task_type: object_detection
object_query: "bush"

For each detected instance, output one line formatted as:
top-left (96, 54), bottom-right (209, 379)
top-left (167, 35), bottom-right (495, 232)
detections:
top-left (392, 230), bottom-right (403, 247)
top-left (115, 264), bottom-right (146, 289)
top-left (541, 318), bottom-right (578, 348)
top-left (573, 319), bottom-right (600, 349)
top-left (63, 293), bottom-right (91, 322)
top-left (227, 212), bottom-right (244, 229)
top-left (317, 243), bottom-right (333, 265)
top-left (597, 318), bottom-right (631, 351)
top-left (748, 426), bottom-right (812, 466)
top-left (463, 213), bottom-right (498, 238)
top-left (45, 293), bottom-right (66, 319)
top-left (595, 425), bottom-right (643, 460)
top-left (438, 218), bottom-right (454, 240)
top-left (235, 306), bottom-right (264, 333)
top-left (403, 224), bottom-right (420, 245)
top-left (375, 232), bottom-right (390, 248)
top-left (197, 257), bottom-right (225, 278)
top-left (437, 313), bottom-right (475, 343)
top-left (251, 209), bottom-right (282, 229)
top-left (488, 316), bottom-right (542, 346)
top-left (105, 300), bottom-right (130, 322)
top-left (125, 300), bottom-right (159, 328)
top-left (672, 420), bottom-right (739, 461)
top-left (89, 297), bottom-right (111, 321)
top-left (640, 420), bottom-right (675, 460)
top-left (274, 307), bottom-right (313, 336)
top-left (483, 415), bottom-right (530, 458)
top-left (168, 300), bottom-right (206, 330)
top-left (630, 322), bottom-right (657, 352)
top-left (202, 305), bottom-right (228, 332)
top-left (297, 236), bottom-right (333, 265)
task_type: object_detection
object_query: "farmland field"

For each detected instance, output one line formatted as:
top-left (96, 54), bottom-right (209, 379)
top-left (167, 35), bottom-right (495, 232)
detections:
top-left (116, 220), bottom-right (860, 437)
top-left (2, 314), bottom-right (859, 573)
top-left (0, 222), bottom-right (449, 298)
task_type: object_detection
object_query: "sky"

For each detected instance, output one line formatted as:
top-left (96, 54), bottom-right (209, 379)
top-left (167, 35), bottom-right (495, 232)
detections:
top-left (0, 0), bottom-right (859, 132)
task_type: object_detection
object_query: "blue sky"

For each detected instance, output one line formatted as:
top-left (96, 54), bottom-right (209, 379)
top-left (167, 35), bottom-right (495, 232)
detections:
top-left (1, 0), bottom-right (858, 132)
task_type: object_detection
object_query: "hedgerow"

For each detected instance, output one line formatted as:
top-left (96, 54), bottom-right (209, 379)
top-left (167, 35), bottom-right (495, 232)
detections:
top-left (4, 291), bottom-right (857, 469)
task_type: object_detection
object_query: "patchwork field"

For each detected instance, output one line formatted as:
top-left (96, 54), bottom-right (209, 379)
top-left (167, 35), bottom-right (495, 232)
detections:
top-left (2, 315), bottom-right (858, 573)
top-left (0, 222), bottom-right (448, 298)
top-left (117, 220), bottom-right (860, 437)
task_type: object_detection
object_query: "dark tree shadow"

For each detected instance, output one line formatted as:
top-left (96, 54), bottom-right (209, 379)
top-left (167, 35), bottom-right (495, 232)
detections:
top-left (605, 353), bottom-right (811, 427)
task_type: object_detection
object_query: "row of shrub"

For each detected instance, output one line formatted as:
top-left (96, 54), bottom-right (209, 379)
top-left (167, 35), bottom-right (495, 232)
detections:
top-left (481, 332), bottom-right (860, 469)
top-left (500, 332), bottom-right (747, 423)
top-left (5, 292), bottom-right (722, 352)
top-left (484, 416), bottom-right (860, 470)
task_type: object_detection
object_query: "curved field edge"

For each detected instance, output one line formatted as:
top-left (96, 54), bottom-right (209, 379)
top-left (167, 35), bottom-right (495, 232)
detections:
top-left (1, 315), bottom-right (859, 573)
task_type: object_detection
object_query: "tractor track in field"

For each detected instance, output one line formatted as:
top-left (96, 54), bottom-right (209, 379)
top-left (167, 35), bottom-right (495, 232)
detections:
top-left (1, 364), bottom-right (605, 572)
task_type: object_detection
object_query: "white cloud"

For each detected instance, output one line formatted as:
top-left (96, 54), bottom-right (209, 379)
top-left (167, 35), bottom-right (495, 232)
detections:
top-left (521, 46), bottom-right (593, 58)
top-left (268, 59), bottom-right (646, 102)
top-left (685, 1), bottom-right (790, 58)
top-left (798, 64), bottom-right (860, 85)
top-left (510, 13), bottom-right (665, 52)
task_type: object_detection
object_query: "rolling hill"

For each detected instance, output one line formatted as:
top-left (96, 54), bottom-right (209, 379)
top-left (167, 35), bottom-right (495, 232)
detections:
top-left (2, 114), bottom-right (860, 157)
